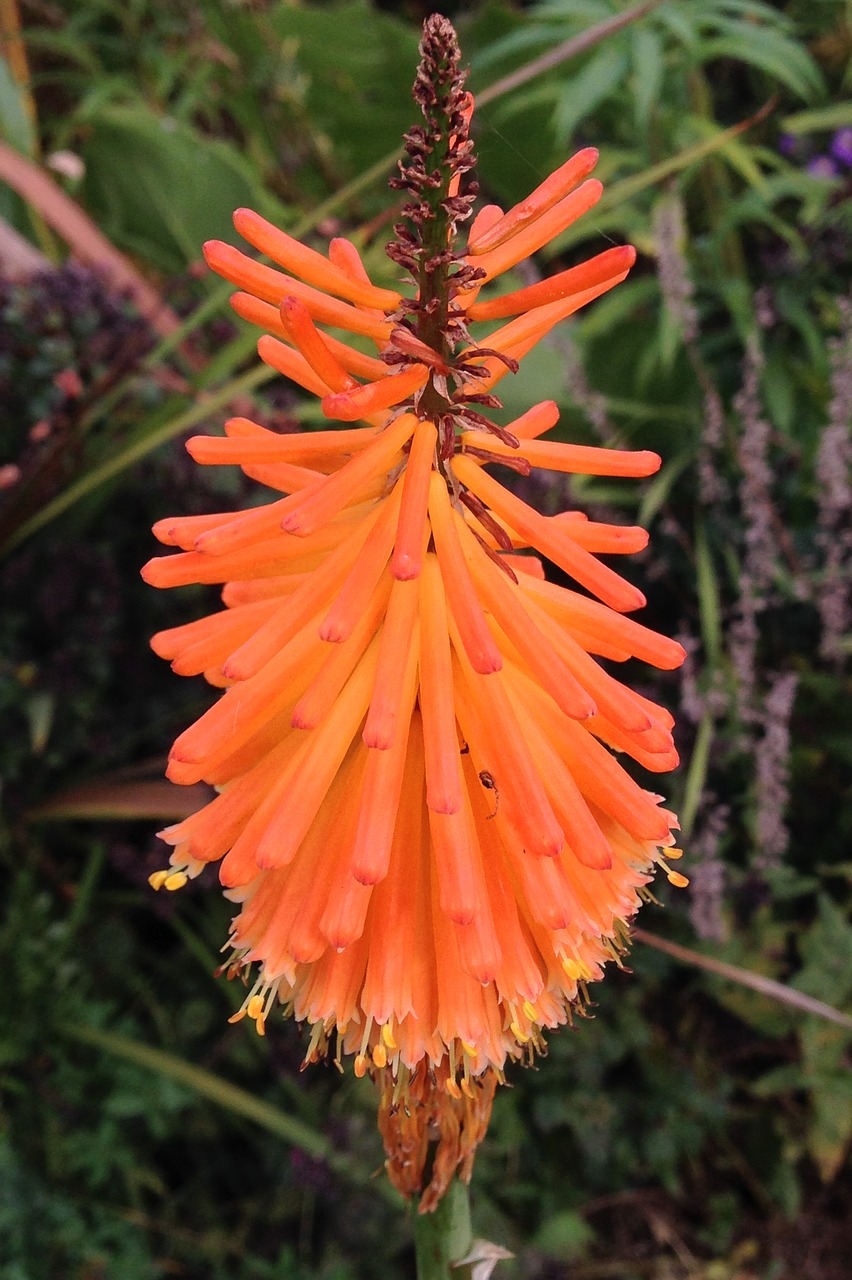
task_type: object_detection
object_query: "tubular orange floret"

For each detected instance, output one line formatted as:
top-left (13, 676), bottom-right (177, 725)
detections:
top-left (278, 296), bottom-right (359, 393)
top-left (468, 245), bottom-right (636, 321)
top-left (232, 293), bottom-right (389, 380)
top-left (281, 412), bottom-right (418, 538)
top-left (428, 473), bottom-right (503, 676)
top-left (452, 453), bottom-right (646, 614)
top-left (419, 555), bottom-right (463, 815)
top-left (232, 207), bottom-right (402, 311)
top-left (203, 240), bottom-right (394, 342)
top-left (461, 433), bottom-right (661, 479)
top-left (321, 365), bottom-right (429, 422)
top-left (391, 420), bottom-right (438, 580)
top-left (363, 581), bottom-right (421, 750)
top-left (467, 147), bottom-right (599, 255)
top-left (467, 179), bottom-right (603, 283)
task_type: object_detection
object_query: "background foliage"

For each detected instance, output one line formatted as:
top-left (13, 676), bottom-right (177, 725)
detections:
top-left (1, 0), bottom-right (851, 1276)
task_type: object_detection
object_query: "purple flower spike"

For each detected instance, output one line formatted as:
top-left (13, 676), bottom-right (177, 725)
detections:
top-left (807, 155), bottom-right (840, 179)
top-left (830, 126), bottom-right (852, 167)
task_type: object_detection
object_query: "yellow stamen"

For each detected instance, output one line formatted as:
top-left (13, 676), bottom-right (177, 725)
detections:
top-left (163, 871), bottom-right (188, 891)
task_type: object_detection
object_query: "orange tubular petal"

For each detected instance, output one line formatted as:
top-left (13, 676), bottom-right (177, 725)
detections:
top-left (450, 644), bottom-right (565, 860)
top-left (359, 720), bottom-right (428, 1025)
top-left (419, 555), bottom-right (463, 815)
top-left (194, 493), bottom-right (322, 557)
top-left (186, 423), bottom-right (372, 469)
top-left (458, 517), bottom-right (597, 722)
top-left (292, 580), bottom-right (390, 730)
top-left (428, 472), bottom-right (502, 676)
top-left (462, 432), bottom-right (661, 479)
top-left (248, 646), bottom-right (379, 873)
top-left (320, 485), bottom-right (403, 642)
top-left (391, 420), bottom-right (437, 580)
top-left (231, 293), bottom-right (389, 380)
top-left (165, 603), bottom-right (279, 677)
top-left (321, 365), bottom-right (428, 423)
top-left (253, 334), bottom-right (332, 397)
top-left (467, 148), bottom-right (599, 256)
top-left (452, 454), bottom-right (645, 613)
top-left (518, 575), bottom-right (686, 669)
top-left (506, 400), bottom-right (560, 441)
top-left (150, 600), bottom-right (274, 663)
top-left (152, 511), bottom-right (234, 549)
top-left (362, 581), bottom-right (420, 750)
top-left (349, 629), bottom-right (420, 885)
top-left (468, 245), bottom-right (636, 320)
top-left (203, 240), bottom-right (393, 342)
top-left (168, 611), bottom-right (327, 765)
top-left (278, 296), bottom-right (358, 393)
top-left (232, 207), bottom-right (401, 311)
top-left (519, 597), bottom-right (653, 735)
top-left (468, 179), bottom-right (603, 282)
top-left (552, 518), bottom-right (649, 556)
top-left (141, 519), bottom-right (353, 588)
top-left (281, 413), bottom-right (418, 538)
top-left (221, 514), bottom-right (378, 681)
top-left (506, 702), bottom-right (614, 870)
top-left (510, 669), bottom-right (671, 843)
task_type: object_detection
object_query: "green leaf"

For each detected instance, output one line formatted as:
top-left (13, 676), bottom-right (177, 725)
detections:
top-left (697, 33), bottom-right (824, 102)
top-left (551, 45), bottom-right (629, 144)
top-left (270, 0), bottom-right (419, 181)
top-left (783, 102), bottom-right (852, 135)
top-left (80, 105), bottom-right (272, 273)
top-left (0, 59), bottom-right (36, 156)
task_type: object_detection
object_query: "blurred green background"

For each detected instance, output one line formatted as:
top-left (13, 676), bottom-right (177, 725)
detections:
top-left (1, 0), bottom-right (851, 1276)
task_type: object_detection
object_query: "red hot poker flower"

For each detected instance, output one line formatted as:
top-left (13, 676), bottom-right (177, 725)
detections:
top-left (143, 15), bottom-right (686, 1212)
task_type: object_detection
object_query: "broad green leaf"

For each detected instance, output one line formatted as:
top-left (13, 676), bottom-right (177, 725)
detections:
top-left (270, 0), bottom-right (418, 180)
top-left (80, 105), bottom-right (273, 272)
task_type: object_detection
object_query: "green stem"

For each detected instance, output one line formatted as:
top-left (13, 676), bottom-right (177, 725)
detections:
top-left (413, 1179), bottom-right (474, 1280)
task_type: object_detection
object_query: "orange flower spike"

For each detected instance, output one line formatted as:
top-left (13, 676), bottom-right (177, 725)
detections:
top-left (232, 206), bottom-right (402, 312)
top-left (391, 419), bottom-right (438, 580)
top-left (144, 14), bottom-right (686, 1212)
top-left (278, 296), bottom-right (359, 394)
top-left (427, 472), bottom-right (502, 676)
top-left (467, 146), bottom-right (599, 255)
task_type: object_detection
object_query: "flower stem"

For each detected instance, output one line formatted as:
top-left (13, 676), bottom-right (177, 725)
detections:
top-left (413, 1178), bottom-right (474, 1280)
